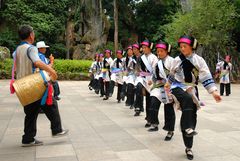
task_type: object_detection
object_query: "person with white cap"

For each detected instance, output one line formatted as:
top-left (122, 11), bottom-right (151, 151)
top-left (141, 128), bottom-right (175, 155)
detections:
top-left (36, 41), bottom-right (61, 101)
top-left (36, 41), bottom-right (50, 64)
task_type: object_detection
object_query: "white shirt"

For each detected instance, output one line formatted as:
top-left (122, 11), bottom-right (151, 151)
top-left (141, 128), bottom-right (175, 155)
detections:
top-left (171, 52), bottom-right (217, 93)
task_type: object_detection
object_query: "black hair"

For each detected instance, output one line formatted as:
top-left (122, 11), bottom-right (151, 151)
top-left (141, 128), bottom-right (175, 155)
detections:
top-left (18, 25), bottom-right (34, 40)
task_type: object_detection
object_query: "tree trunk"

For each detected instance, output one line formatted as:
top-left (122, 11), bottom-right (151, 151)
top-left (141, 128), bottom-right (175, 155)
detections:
top-left (114, 0), bottom-right (118, 56)
top-left (0, 0), bottom-right (3, 9)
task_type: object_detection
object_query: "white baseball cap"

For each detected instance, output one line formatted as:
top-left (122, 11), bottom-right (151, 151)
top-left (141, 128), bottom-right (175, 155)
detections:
top-left (36, 41), bottom-right (49, 48)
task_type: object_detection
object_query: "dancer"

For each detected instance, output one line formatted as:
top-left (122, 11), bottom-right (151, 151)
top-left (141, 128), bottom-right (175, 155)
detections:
top-left (147, 41), bottom-right (176, 141)
top-left (170, 35), bottom-right (221, 160)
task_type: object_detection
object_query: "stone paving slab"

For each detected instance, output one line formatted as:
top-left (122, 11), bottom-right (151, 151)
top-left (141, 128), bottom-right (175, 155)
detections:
top-left (0, 80), bottom-right (240, 161)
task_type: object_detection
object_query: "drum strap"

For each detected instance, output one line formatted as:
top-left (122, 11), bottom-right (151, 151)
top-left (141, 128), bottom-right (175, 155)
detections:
top-left (40, 70), bottom-right (49, 105)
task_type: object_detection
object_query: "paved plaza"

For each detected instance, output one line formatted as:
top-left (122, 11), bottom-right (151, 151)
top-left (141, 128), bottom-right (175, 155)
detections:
top-left (0, 80), bottom-right (240, 161)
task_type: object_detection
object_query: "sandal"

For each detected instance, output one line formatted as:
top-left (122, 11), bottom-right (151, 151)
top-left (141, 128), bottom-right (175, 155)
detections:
top-left (144, 123), bottom-right (151, 128)
top-left (148, 126), bottom-right (158, 132)
top-left (185, 128), bottom-right (198, 137)
top-left (164, 131), bottom-right (174, 141)
top-left (185, 148), bottom-right (194, 160)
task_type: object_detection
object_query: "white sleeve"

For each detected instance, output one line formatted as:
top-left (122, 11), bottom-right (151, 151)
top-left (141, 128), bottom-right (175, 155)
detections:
top-left (151, 55), bottom-right (159, 71)
top-left (28, 46), bottom-right (41, 63)
top-left (110, 59), bottom-right (116, 68)
top-left (170, 57), bottom-right (179, 74)
top-left (215, 62), bottom-right (222, 72)
top-left (89, 62), bottom-right (95, 73)
top-left (198, 57), bottom-right (217, 93)
top-left (229, 63), bottom-right (233, 71)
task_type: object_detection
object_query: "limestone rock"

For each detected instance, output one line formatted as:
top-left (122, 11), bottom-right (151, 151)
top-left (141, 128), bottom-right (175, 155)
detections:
top-left (68, 0), bottom-right (110, 59)
top-left (0, 46), bottom-right (10, 61)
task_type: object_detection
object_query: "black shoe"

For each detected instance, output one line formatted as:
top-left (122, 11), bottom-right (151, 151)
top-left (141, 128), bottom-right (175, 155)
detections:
top-left (129, 105), bottom-right (134, 109)
top-left (22, 139), bottom-right (43, 147)
top-left (145, 123), bottom-right (151, 128)
top-left (164, 131), bottom-right (174, 141)
top-left (89, 86), bottom-right (93, 90)
top-left (185, 128), bottom-right (198, 137)
top-left (100, 95), bottom-right (104, 97)
top-left (148, 126), bottom-right (158, 132)
top-left (54, 96), bottom-right (61, 101)
top-left (134, 111), bottom-right (140, 116)
top-left (185, 148), bottom-right (194, 160)
top-left (117, 100), bottom-right (121, 103)
top-left (103, 97), bottom-right (109, 100)
top-left (95, 90), bottom-right (99, 94)
top-left (52, 129), bottom-right (69, 138)
top-left (226, 94), bottom-right (229, 96)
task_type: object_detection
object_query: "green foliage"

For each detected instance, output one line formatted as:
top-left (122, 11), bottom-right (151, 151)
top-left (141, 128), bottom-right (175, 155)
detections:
top-left (0, 0), bottom-right (74, 55)
top-left (53, 59), bottom-right (92, 80)
top-left (53, 59), bottom-right (92, 74)
top-left (162, 0), bottom-right (239, 74)
top-left (0, 58), bottom-right (13, 79)
top-left (0, 28), bottom-right (18, 51)
top-left (135, 0), bottom-right (180, 41)
top-left (232, 0), bottom-right (240, 51)
top-left (0, 59), bottom-right (92, 80)
top-left (163, 0), bottom-right (237, 48)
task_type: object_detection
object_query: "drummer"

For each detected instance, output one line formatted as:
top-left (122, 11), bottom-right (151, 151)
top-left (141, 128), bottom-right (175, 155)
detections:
top-left (14, 25), bottom-right (68, 147)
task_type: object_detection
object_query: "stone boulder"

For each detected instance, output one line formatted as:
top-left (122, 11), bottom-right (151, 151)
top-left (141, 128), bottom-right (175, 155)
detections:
top-left (0, 46), bottom-right (10, 61)
top-left (67, 0), bottom-right (110, 59)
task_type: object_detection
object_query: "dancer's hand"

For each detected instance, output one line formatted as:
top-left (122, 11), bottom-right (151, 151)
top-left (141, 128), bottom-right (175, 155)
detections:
top-left (212, 91), bottom-right (222, 103)
top-left (148, 80), bottom-right (153, 85)
top-left (164, 82), bottom-right (170, 91)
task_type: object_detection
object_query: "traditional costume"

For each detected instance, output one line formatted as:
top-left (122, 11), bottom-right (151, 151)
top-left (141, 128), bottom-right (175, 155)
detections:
top-left (134, 40), bottom-right (158, 125)
top-left (147, 41), bottom-right (175, 141)
top-left (123, 46), bottom-right (136, 108)
top-left (88, 54), bottom-right (99, 91)
top-left (215, 55), bottom-right (232, 96)
top-left (110, 50), bottom-right (125, 103)
top-left (97, 54), bottom-right (105, 97)
top-left (170, 35), bottom-right (218, 160)
top-left (131, 43), bottom-right (144, 116)
top-left (102, 49), bottom-right (113, 100)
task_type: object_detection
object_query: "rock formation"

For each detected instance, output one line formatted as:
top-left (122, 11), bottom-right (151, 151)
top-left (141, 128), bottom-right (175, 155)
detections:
top-left (67, 0), bottom-right (110, 59)
top-left (0, 46), bottom-right (10, 61)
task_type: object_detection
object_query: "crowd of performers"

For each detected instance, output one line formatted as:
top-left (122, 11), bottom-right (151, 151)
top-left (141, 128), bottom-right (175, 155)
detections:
top-left (88, 35), bottom-right (222, 160)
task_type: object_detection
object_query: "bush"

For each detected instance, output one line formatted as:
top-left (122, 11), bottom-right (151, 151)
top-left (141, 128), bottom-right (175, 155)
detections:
top-left (0, 58), bottom-right (92, 80)
top-left (0, 59), bottom-right (12, 79)
top-left (53, 59), bottom-right (92, 80)
top-left (53, 59), bottom-right (92, 73)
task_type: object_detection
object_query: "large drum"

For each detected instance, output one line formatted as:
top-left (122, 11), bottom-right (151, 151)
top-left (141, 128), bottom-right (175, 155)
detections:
top-left (13, 71), bottom-right (50, 106)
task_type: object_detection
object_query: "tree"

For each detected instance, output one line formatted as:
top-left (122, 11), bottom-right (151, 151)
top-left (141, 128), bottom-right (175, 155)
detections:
top-left (114, 0), bottom-right (119, 54)
top-left (135, 0), bottom-right (180, 41)
top-left (0, 0), bottom-right (72, 57)
top-left (163, 0), bottom-right (238, 73)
